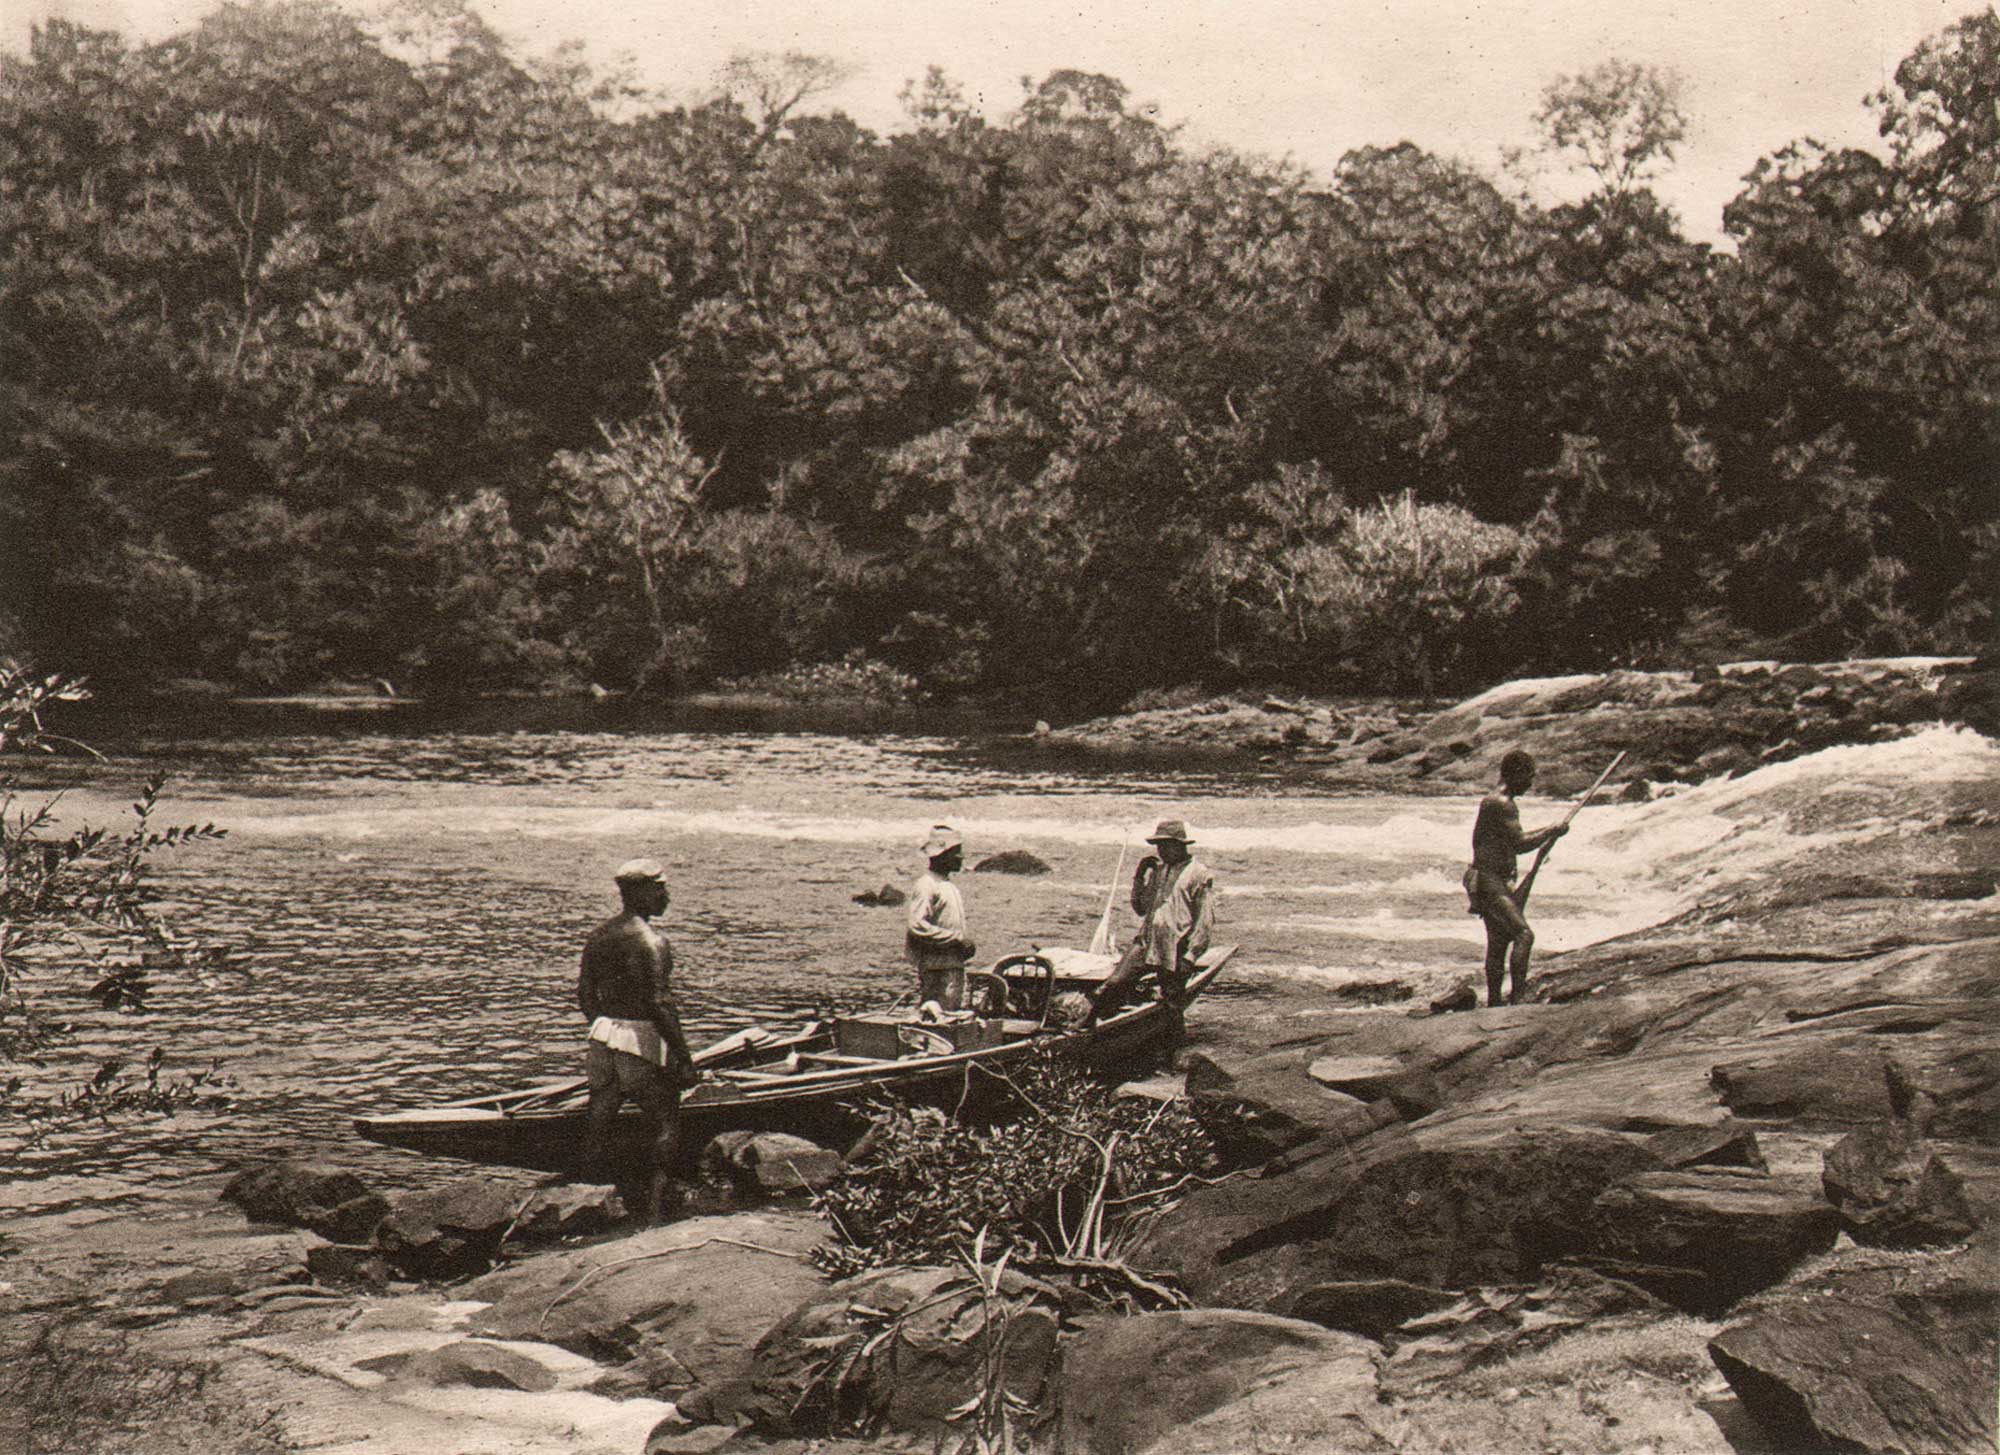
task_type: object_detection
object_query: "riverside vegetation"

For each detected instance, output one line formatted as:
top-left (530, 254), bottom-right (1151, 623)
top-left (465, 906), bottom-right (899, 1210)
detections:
top-left (1, 4), bottom-right (1993, 709)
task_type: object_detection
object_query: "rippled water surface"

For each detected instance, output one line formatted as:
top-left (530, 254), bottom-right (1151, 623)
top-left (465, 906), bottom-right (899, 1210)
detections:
top-left (5, 706), bottom-right (1633, 1216)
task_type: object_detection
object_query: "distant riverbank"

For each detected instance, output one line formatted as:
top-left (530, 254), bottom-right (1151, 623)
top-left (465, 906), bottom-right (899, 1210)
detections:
top-left (1046, 655), bottom-right (1995, 795)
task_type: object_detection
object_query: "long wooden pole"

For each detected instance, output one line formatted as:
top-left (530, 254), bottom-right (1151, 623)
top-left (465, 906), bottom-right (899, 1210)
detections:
top-left (1515, 750), bottom-right (1626, 908)
top-left (1088, 840), bottom-right (1128, 956)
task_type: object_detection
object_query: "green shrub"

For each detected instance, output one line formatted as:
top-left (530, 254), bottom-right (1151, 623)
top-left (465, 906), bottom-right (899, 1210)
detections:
top-left (814, 1052), bottom-right (1215, 1289)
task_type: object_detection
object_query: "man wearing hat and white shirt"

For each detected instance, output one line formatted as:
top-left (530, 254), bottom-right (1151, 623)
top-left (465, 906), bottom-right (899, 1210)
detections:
top-left (1085, 818), bottom-right (1215, 1025)
top-left (906, 825), bottom-right (976, 1011)
top-left (578, 858), bottom-right (700, 1219)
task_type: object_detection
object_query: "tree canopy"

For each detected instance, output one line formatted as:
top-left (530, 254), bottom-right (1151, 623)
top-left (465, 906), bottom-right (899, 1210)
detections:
top-left (3, 3), bottom-right (1992, 707)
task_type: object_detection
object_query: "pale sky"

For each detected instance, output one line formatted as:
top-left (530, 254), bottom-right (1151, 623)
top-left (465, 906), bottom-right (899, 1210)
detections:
top-left (3, 0), bottom-right (1976, 241)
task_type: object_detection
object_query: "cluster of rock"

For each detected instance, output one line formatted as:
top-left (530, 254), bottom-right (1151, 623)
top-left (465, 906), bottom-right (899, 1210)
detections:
top-left (1114, 810), bottom-right (2000, 1455)
top-left (223, 1129), bottom-right (844, 1286)
top-left (1049, 656), bottom-right (1993, 795)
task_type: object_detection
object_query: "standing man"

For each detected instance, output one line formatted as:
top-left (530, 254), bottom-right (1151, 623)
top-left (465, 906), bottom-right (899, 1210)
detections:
top-left (907, 825), bottom-right (976, 1011)
top-left (1086, 818), bottom-right (1215, 1025)
top-left (1465, 749), bottom-right (1568, 1007)
top-left (578, 858), bottom-right (700, 1220)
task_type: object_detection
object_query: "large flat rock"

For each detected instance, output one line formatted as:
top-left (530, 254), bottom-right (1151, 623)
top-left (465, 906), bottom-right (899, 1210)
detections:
top-left (1709, 1250), bottom-right (2000, 1454)
top-left (1058, 1309), bottom-right (1379, 1455)
top-left (467, 1210), bottom-right (828, 1393)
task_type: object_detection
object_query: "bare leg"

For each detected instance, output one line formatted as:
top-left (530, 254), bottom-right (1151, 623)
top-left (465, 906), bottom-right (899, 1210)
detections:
top-left (580, 1045), bottom-right (624, 1184)
top-left (1482, 921), bottom-right (1510, 1009)
top-left (630, 1073), bottom-right (686, 1223)
top-left (1507, 925), bottom-right (1536, 1004)
top-left (1480, 893), bottom-right (1531, 1009)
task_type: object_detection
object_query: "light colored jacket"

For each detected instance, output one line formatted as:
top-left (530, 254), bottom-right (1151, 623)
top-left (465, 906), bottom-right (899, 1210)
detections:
top-left (905, 869), bottom-right (971, 971)
top-left (1133, 854), bottom-right (1214, 969)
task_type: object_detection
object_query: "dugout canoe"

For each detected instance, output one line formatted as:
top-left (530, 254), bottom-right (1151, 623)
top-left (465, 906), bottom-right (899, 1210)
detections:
top-left (353, 944), bottom-right (1235, 1174)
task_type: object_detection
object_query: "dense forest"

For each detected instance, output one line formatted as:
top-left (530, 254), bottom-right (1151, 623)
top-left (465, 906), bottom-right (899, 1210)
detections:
top-left (1, 2), bottom-right (1993, 708)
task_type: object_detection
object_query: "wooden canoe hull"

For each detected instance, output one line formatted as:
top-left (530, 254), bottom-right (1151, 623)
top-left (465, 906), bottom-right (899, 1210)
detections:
top-left (354, 950), bottom-right (1229, 1175)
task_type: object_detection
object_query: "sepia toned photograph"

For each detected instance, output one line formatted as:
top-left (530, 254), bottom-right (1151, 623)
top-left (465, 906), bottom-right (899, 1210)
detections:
top-left (1, 0), bottom-right (1993, 1450)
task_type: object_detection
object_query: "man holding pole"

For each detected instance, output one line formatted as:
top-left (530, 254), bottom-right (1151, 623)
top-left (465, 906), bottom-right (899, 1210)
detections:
top-left (1463, 749), bottom-right (1624, 1007)
top-left (1465, 750), bottom-right (1570, 1008)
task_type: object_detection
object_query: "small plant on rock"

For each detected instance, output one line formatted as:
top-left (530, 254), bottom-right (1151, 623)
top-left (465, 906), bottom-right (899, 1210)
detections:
top-left (813, 1050), bottom-right (1217, 1308)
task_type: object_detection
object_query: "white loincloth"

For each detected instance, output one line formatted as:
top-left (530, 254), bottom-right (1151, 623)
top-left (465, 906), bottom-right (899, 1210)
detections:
top-left (586, 1016), bottom-right (667, 1066)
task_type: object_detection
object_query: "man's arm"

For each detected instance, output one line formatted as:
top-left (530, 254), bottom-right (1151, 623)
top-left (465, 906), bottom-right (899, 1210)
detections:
top-left (578, 948), bottom-right (601, 1023)
top-left (646, 940), bottom-right (698, 1077)
top-left (1131, 857), bottom-right (1161, 916)
top-left (1488, 796), bottom-right (1565, 853)
top-left (1177, 874), bottom-right (1214, 965)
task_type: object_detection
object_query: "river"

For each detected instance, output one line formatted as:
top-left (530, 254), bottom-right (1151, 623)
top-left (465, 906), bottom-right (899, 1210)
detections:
top-left (1, 705), bottom-right (1661, 1220)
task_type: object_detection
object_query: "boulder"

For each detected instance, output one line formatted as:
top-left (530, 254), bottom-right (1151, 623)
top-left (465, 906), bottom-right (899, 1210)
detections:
top-left (1427, 982), bottom-right (1479, 1015)
top-left (680, 1263), bottom-right (1063, 1442)
top-left (1058, 1309), bottom-right (1379, 1455)
top-left (306, 1242), bottom-right (394, 1288)
top-left (384, 1339), bottom-right (560, 1393)
top-left (1283, 1278), bottom-right (1457, 1340)
top-left (1305, 1054), bottom-right (1408, 1100)
top-left (1710, 1276), bottom-right (1999, 1454)
top-left (1183, 1051), bottom-right (1400, 1166)
top-left (1591, 1168), bottom-right (1840, 1311)
top-left (1710, 1049), bottom-right (1896, 1126)
top-left (510, 1182), bottom-right (626, 1243)
top-left (1822, 1121), bottom-right (1977, 1247)
top-left (160, 1269), bottom-right (242, 1305)
top-left (1642, 1119), bottom-right (1768, 1172)
top-left (221, 1161), bottom-right (389, 1244)
top-left (971, 849), bottom-right (1052, 875)
top-left (1296, 1047), bottom-right (1440, 1111)
top-left (851, 883), bottom-right (906, 907)
top-left (1137, 1127), bottom-right (1659, 1310)
top-left (374, 1178), bottom-right (528, 1281)
top-left (468, 1211), bottom-right (828, 1391)
top-left (699, 1131), bottom-right (844, 1195)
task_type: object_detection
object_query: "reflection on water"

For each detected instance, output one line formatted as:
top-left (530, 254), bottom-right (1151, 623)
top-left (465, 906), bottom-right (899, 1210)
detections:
top-left (6, 712), bottom-right (1610, 1216)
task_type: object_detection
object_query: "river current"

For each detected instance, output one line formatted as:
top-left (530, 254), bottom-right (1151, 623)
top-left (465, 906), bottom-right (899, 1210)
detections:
top-left (2, 707), bottom-right (1658, 1219)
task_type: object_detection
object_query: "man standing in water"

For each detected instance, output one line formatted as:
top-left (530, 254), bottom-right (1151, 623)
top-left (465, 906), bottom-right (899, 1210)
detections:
top-left (1466, 750), bottom-right (1568, 1007)
top-left (578, 858), bottom-right (700, 1220)
top-left (907, 825), bottom-right (977, 1010)
top-left (1085, 819), bottom-right (1215, 1025)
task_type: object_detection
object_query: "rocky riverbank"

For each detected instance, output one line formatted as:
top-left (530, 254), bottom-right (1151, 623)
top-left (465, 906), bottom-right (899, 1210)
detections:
top-left (4, 667), bottom-right (1994, 1454)
top-left (1046, 656), bottom-right (1997, 795)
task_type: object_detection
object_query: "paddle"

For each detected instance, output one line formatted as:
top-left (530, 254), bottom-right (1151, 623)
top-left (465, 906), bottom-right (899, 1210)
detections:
top-left (1087, 839), bottom-right (1128, 956)
top-left (1514, 750), bottom-right (1626, 909)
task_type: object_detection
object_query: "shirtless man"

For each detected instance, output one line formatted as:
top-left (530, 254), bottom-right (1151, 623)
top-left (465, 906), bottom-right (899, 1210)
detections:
top-left (1466, 750), bottom-right (1568, 1007)
top-left (578, 858), bottom-right (700, 1218)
